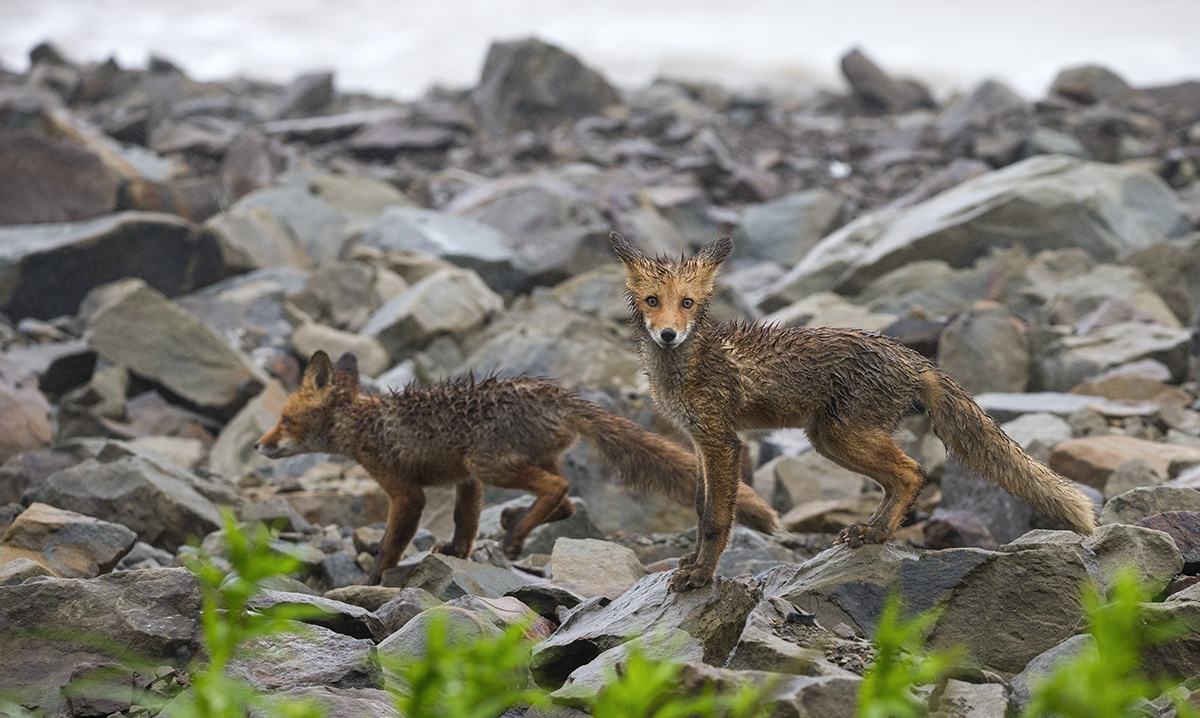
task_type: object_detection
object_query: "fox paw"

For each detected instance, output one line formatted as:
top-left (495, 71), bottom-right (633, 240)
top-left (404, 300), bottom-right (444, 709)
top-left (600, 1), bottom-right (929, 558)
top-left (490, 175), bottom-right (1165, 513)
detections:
top-left (500, 506), bottom-right (526, 533)
top-left (432, 541), bottom-right (469, 559)
top-left (670, 565), bottom-right (714, 592)
top-left (835, 523), bottom-right (892, 548)
top-left (501, 541), bottom-right (525, 561)
top-left (677, 550), bottom-right (699, 569)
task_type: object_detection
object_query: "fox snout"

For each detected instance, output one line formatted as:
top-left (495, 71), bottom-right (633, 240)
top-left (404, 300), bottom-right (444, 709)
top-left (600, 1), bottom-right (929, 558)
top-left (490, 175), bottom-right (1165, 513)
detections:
top-left (650, 324), bottom-right (687, 348)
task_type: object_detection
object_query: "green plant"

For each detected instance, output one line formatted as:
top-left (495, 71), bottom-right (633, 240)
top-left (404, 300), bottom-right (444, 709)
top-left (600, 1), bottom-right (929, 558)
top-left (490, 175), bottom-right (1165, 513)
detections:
top-left (1022, 567), bottom-right (1200, 718)
top-left (856, 594), bottom-right (960, 718)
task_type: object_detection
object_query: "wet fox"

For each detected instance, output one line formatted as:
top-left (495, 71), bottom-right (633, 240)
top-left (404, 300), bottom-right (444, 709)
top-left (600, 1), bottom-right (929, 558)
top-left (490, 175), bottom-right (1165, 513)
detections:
top-left (610, 232), bottom-right (1097, 592)
top-left (256, 350), bottom-right (782, 584)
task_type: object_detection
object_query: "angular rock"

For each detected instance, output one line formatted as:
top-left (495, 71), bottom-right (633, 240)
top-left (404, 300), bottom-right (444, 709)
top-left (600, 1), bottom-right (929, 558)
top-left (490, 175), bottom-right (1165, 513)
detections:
top-left (445, 594), bottom-right (554, 639)
top-left (1103, 459), bottom-right (1165, 500)
top-left (724, 595), bottom-right (861, 677)
top-left (550, 538), bottom-right (647, 600)
top-left (1008, 633), bottom-right (1095, 713)
top-left (377, 605), bottom-right (502, 674)
top-left (1000, 412), bottom-right (1073, 463)
top-left (936, 79), bottom-right (1028, 144)
top-left (553, 628), bottom-right (705, 704)
top-left (200, 206), bottom-right (312, 274)
top-left (1050, 64), bottom-right (1131, 105)
top-left (732, 189), bottom-right (844, 266)
top-left (228, 621), bottom-right (379, 690)
top-left (1100, 486), bottom-right (1200, 526)
top-left (765, 156), bottom-right (1189, 301)
top-left (359, 208), bottom-right (531, 294)
top-left (1050, 435), bottom-right (1200, 489)
top-left (471, 37), bottom-right (621, 137)
top-left (531, 572), bottom-right (759, 683)
top-left (840, 48), bottom-right (934, 113)
top-left (288, 259), bottom-right (408, 333)
top-left (940, 457), bottom-right (1041, 543)
top-left (273, 70), bottom-right (334, 120)
top-left (1038, 322), bottom-right (1193, 392)
top-left (0, 502), bottom-right (136, 579)
top-left (323, 585), bottom-right (405, 613)
top-left (479, 496), bottom-right (604, 556)
top-left (0, 132), bottom-right (121, 225)
top-left (246, 589), bottom-right (388, 642)
top-left (374, 586), bottom-right (442, 635)
top-left (363, 268), bottom-right (503, 358)
top-left (975, 392), bottom-right (1102, 423)
top-left (0, 211), bottom-right (222, 320)
top-left (219, 128), bottom-right (286, 202)
top-left (24, 439), bottom-right (240, 551)
top-left (933, 678), bottom-right (1010, 718)
top-left (1134, 512), bottom-right (1200, 572)
top-left (380, 552), bottom-right (533, 600)
top-left (207, 380), bottom-right (289, 482)
top-left (715, 526), bottom-right (800, 579)
top-left (0, 358), bottom-right (52, 462)
top-left (504, 583), bottom-right (584, 621)
top-left (233, 186), bottom-right (344, 265)
top-left (291, 322), bottom-right (391, 378)
top-left (82, 278), bottom-right (266, 417)
top-left (0, 556), bottom-right (54, 585)
top-left (762, 292), bottom-right (896, 334)
top-left (1081, 523), bottom-right (1182, 597)
top-left (270, 686), bottom-right (399, 718)
top-left (937, 301), bottom-right (1030, 394)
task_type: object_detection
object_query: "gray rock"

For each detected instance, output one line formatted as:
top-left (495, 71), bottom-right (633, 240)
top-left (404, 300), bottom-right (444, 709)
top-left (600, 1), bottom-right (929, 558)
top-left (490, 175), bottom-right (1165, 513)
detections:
top-left (553, 628), bottom-right (705, 704)
top-left (974, 392), bottom-right (1103, 423)
top-left (287, 260), bottom-right (408, 333)
top-left (1050, 64), bottom-right (1131, 104)
top-left (1138, 599), bottom-right (1200, 681)
top-left (0, 132), bottom-right (121, 226)
top-left (1008, 633), bottom-right (1096, 713)
top-left (0, 556), bottom-right (54, 585)
top-left (1037, 322), bottom-right (1193, 392)
top-left (228, 621), bottom-right (379, 690)
top-left (0, 211), bottom-right (221, 320)
top-left (1082, 523), bottom-right (1182, 597)
top-left (0, 502), bottom-right (136, 578)
top-left (377, 605), bottom-right (502, 678)
top-left (362, 268), bottom-right (503, 358)
top-left (1010, 256), bottom-right (1180, 329)
top-left (1104, 459), bottom-right (1165, 500)
top-left (246, 589), bottom-right (388, 642)
top-left (479, 496), bottom-right (604, 556)
top-left (176, 268), bottom-right (307, 359)
top-left (239, 496), bottom-right (313, 534)
top-left (269, 686), bottom-right (399, 718)
top-left (0, 568), bottom-right (201, 713)
top-left (761, 292), bottom-right (897, 334)
top-left (470, 37), bottom-right (621, 137)
top-left (531, 572), bottom-right (759, 683)
top-left (840, 48), bottom-right (934, 113)
top-left (933, 678), bottom-right (1010, 718)
top-left (207, 380), bottom-right (289, 482)
top-left (200, 206), bottom-right (312, 274)
top-left (936, 79), bottom-right (1028, 144)
top-left (1000, 413), bottom-right (1074, 463)
top-left (504, 583), bottom-right (584, 621)
top-left (767, 672), bottom-right (862, 718)
top-left (24, 439), bottom-right (240, 551)
top-left (1100, 486), bottom-right (1200, 526)
top-left (1135, 511), bottom-right (1200, 572)
top-left (940, 458), bottom-right (1036, 544)
top-left (359, 207), bottom-right (531, 294)
top-left (764, 156), bottom-right (1189, 301)
top-left (82, 278), bottom-right (267, 417)
top-left (323, 585), bottom-right (405, 612)
top-left (550, 538), bottom-right (647, 599)
top-left (273, 70), bottom-right (334, 120)
top-left (380, 552), bottom-right (534, 600)
top-left (114, 540), bottom-right (175, 571)
top-left (233, 186), bottom-right (345, 265)
top-left (927, 545), bottom-right (1093, 675)
top-left (547, 265), bottom-right (630, 325)
top-left (0, 358), bottom-right (52, 462)
top-left (291, 323), bottom-right (391, 378)
top-left (374, 587), bottom-right (442, 635)
top-left (724, 595), bottom-right (860, 676)
top-left (319, 551), bottom-right (369, 589)
top-left (715, 526), bottom-right (800, 579)
top-left (732, 189), bottom-right (844, 266)
top-left (937, 301), bottom-right (1030, 394)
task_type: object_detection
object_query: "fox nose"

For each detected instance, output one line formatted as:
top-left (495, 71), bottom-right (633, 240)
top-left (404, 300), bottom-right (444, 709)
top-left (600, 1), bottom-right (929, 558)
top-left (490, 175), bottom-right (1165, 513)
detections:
top-left (660, 328), bottom-right (677, 343)
top-left (253, 441), bottom-right (261, 451)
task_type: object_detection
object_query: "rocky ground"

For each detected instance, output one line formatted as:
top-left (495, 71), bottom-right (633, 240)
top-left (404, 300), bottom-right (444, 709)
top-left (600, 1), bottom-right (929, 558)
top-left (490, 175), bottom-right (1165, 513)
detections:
top-left (2, 36), bottom-right (1200, 717)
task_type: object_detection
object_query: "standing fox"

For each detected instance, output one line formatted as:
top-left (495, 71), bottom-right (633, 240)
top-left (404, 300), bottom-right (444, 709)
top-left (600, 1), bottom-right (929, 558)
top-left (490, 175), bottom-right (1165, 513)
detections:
top-left (256, 350), bottom-right (782, 584)
top-left (610, 232), bottom-right (1097, 592)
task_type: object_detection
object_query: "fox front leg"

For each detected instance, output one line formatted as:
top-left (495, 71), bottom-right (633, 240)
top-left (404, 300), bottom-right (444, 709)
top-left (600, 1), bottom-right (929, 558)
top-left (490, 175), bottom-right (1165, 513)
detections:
top-left (432, 479), bottom-right (482, 559)
top-left (368, 484), bottom-right (426, 585)
top-left (671, 435), bottom-right (741, 592)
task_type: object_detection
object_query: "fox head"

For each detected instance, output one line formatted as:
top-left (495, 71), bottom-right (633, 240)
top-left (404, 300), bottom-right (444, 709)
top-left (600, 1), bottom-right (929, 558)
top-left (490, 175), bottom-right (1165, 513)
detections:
top-left (609, 232), bottom-right (732, 348)
top-left (256, 350), bottom-right (360, 459)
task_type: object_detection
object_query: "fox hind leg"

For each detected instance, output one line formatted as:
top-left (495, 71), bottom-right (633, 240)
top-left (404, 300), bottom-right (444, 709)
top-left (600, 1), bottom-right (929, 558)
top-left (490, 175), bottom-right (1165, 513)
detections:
top-left (467, 457), bottom-right (570, 560)
top-left (433, 478), bottom-right (483, 559)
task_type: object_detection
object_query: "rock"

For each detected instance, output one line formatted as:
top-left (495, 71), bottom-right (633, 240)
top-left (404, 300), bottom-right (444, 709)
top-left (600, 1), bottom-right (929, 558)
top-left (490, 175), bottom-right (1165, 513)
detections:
top-left (937, 301), bottom-right (1030, 394)
top-left (206, 380), bottom-right (288, 481)
top-left (0, 556), bottom-right (54, 585)
top-left (308, 173), bottom-right (415, 233)
top-left (0, 132), bottom-right (121, 225)
top-left (755, 453), bottom-right (868, 514)
top-left (780, 496), bottom-right (883, 535)
top-left (724, 595), bottom-right (861, 676)
top-left (1000, 413), bottom-right (1073, 463)
top-left (732, 189), bottom-right (844, 266)
top-left (470, 37), bottom-right (621, 137)
top-left (764, 156), bottom-right (1189, 301)
top-left (716, 526), bottom-right (800, 579)
top-left (233, 186), bottom-right (345, 265)
top-left (1049, 65), bottom-right (1131, 105)
top-left (246, 589), bottom-right (388, 642)
top-left (200, 206), bottom-right (312, 274)
top-left (219, 128), bottom-right (286, 201)
top-left (269, 686), bottom-right (399, 718)
top-left (114, 540), bottom-right (175, 571)
top-left (323, 585), bottom-right (405, 613)
top-left (1135, 599), bottom-right (1200, 681)
top-left (374, 587), bottom-right (442, 635)
top-left (932, 679), bottom-right (1010, 718)
top-left (445, 595), bottom-right (554, 639)
top-left (24, 439), bottom-right (240, 551)
top-left (839, 48), bottom-right (934, 113)
top-left (347, 121), bottom-right (459, 159)
top-left (553, 628), bottom-right (705, 704)
top-left (1050, 435), bottom-right (1200, 489)
top-left (975, 392), bottom-right (1102, 423)
top-left (359, 208), bottom-right (531, 294)
top-left (687, 663), bottom-right (861, 718)
top-left (362, 268), bottom-right (503, 358)
top-left (238, 496), bottom-right (312, 534)
top-left (1038, 323), bottom-right (1193, 392)
top-left (1081, 523), bottom-right (1182, 597)
top-left (82, 278), bottom-right (266, 417)
top-left (936, 79), bottom-right (1028, 145)
top-left (0, 358), bottom-right (52, 462)
top-left (0, 502), bottom-right (136, 578)
top-left (291, 322), bottom-right (391, 378)
top-left (1012, 255), bottom-right (1180, 330)
top-left (1100, 486), bottom-right (1200, 526)
top-left (1134, 512), bottom-right (1200, 572)
top-left (176, 267), bottom-right (307, 361)
top-left (504, 583), bottom-right (584, 621)
top-left (1008, 633), bottom-right (1095, 713)
top-left (479, 496), bottom-right (604, 556)
top-left (0, 211), bottom-right (222, 320)
top-left (922, 509), bottom-right (998, 550)
top-left (1, 337), bottom-right (96, 399)
top-left (1122, 237), bottom-right (1200, 326)
top-left (1103, 459), bottom-right (1165, 500)
top-left (550, 538), bottom-right (647, 599)
top-left (288, 260), bottom-right (408, 333)
top-left (228, 621), bottom-right (379, 690)
top-left (761, 292), bottom-right (897, 334)
top-left (927, 545), bottom-right (1093, 675)
top-left (376, 605), bottom-right (502, 675)
top-left (940, 458), bottom-right (1039, 543)
top-left (318, 551), bottom-right (369, 589)
top-left (380, 552), bottom-right (533, 600)
top-left (273, 70), bottom-right (334, 119)
top-left (0, 568), bottom-right (201, 713)
top-left (531, 572), bottom-right (759, 683)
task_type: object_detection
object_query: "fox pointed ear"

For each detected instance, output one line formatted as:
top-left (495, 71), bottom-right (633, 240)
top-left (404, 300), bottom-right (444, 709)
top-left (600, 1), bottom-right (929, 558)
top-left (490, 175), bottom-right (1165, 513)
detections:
top-left (609, 232), bottom-right (646, 266)
top-left (697, 236), bottom-right (733, 267)
top-left (303, 350), bottom-right (334, 391)
top-left (334, 352), bottom-right (360, 389)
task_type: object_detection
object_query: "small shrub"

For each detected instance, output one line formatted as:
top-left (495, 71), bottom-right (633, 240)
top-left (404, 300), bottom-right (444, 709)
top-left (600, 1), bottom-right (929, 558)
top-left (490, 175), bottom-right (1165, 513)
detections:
top-left (856, 594), bottom-right (960, 718)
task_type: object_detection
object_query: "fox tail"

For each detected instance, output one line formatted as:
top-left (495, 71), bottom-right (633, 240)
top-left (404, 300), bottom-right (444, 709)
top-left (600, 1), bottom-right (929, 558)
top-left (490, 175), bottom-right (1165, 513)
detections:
top-left (568, 399), bottom-right (785, 536)
top-left (920, 369), bottom-right (1097, 535)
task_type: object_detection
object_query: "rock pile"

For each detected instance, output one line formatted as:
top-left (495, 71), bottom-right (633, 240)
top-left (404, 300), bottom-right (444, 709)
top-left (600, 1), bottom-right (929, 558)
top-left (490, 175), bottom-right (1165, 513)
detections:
top-left (1, 38), bottom-right (1200, 716)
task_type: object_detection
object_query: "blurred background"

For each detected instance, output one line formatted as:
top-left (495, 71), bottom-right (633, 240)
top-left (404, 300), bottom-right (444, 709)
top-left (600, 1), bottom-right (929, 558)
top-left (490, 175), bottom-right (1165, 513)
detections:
top-left (4, 0), bottom-right (1200, 99)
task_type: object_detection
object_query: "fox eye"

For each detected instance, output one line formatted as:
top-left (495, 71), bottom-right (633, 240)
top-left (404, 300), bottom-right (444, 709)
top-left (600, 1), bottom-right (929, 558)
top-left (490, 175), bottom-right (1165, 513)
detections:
top-left (682, 298), bottom-right (694, 308)
top-left (280, 416), bottom-right (292, 426)
top-left (646, 296), bottom-right (658, 307)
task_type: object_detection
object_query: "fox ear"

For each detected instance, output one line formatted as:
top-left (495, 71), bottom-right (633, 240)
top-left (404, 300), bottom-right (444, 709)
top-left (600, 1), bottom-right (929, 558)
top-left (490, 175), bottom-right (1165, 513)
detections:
top-left (696, 236), bottom-right (732, 267)
top-left (334, 352), bottom-right (360, 389)
top-left (304, 350), bottom-right (334, 391)
top-left (609, 232), bottom-right (646, 266)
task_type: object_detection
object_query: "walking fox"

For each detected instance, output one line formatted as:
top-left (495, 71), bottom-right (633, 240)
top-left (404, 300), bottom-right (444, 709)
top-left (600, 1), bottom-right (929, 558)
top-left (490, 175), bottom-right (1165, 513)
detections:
top-left (256, 350), bottom-right (782, 584)
top-left (610, 232), bottom-right (1097, 592)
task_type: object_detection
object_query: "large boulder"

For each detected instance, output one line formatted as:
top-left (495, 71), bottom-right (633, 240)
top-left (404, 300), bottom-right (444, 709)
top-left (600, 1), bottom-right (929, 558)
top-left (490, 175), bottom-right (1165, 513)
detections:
top-left (0, 211), bottom-right (222, 320)
top-left (470, 37), bottom-right (622, 137)
top-left (199, 206), bottom-right (312, 274)
top-left (1100, 486), bottom-right (1200, 526)
top-left (764, 156), bottom-right (1189, 302)
top-left (1049, 435), bottom-right (1200, 489)
top-left (82, 278), bottom-right (267, 417)
top-left (227, 622), bottom-right (380, 690)
top-left (550, 538), bottom-right (647, 599)
top-left (0, 132), bottom-right (121, 225)
top-left (936, 301), bottom-right (1030, 394)
top-left (0, 502), bottom-right (136, 578)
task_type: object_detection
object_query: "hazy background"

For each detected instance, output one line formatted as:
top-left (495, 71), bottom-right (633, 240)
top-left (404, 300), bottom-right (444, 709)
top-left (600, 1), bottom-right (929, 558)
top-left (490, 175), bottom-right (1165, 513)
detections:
top-left (3, 0), bottom-right (1200, 100)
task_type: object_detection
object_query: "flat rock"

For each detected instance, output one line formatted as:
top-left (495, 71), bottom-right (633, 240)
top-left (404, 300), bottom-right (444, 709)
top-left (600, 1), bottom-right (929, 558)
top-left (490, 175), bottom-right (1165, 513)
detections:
top-left (362, 268), bottom-right (503, 358)
top-left (975, 392), bottom-right (1104, 423)
top-left (323, 585), bottom-right (406, 612)
top-left (200, 206), bottom-right (312, 274)
top-left (291, 322), bottom-right (391, 378)
top-left (724, 595), bottom-right (862, 677)
top-left (761, 292), bottom-right (896, 334)
top-left (246, 589), bottom-right (388, 642)
top-left (553, 628), bottom-right (705, 704)
top-left (1039, 322), bottom-right (1194, 391)
top-left (233, 186), bottom-right (344, 265)
top-left (380, 552), bottom-right (534, 600)
top-left (373, 586), bottom-right (442, 635)
top-left (0, 211), bottom-right (221, 320)
top-left (1100, 486), bottom-right (1200, 526)
top-left (550, 538), bottom-right (647, 599)
top-left (0, 502), bottom-right (136, 578)
top-left (1050, 435), bottom-right (1200, 489)
top-left (228, 621), bottom-right (379, 690)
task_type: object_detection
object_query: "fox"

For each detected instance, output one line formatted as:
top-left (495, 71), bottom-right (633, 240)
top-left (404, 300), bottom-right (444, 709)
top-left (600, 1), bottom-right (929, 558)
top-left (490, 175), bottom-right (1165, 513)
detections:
top-left (255, 349), bottom-right (783, 585)
top-left (609, 232), bottom-right (1097, 592)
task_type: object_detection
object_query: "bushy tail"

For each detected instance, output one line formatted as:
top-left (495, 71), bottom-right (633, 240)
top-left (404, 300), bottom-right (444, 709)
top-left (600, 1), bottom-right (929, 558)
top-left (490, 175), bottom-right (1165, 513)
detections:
top-left (920, 370), bottom-right (1096, 535)
top-left (567, 400), bottom-right (785, 535)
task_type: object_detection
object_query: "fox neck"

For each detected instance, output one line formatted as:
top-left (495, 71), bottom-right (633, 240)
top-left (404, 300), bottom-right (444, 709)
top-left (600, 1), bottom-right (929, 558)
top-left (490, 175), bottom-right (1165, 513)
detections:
top-left (324, 394), bottom-right (389, 460)
top-left (638, 312), bottom-right (712, 386)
